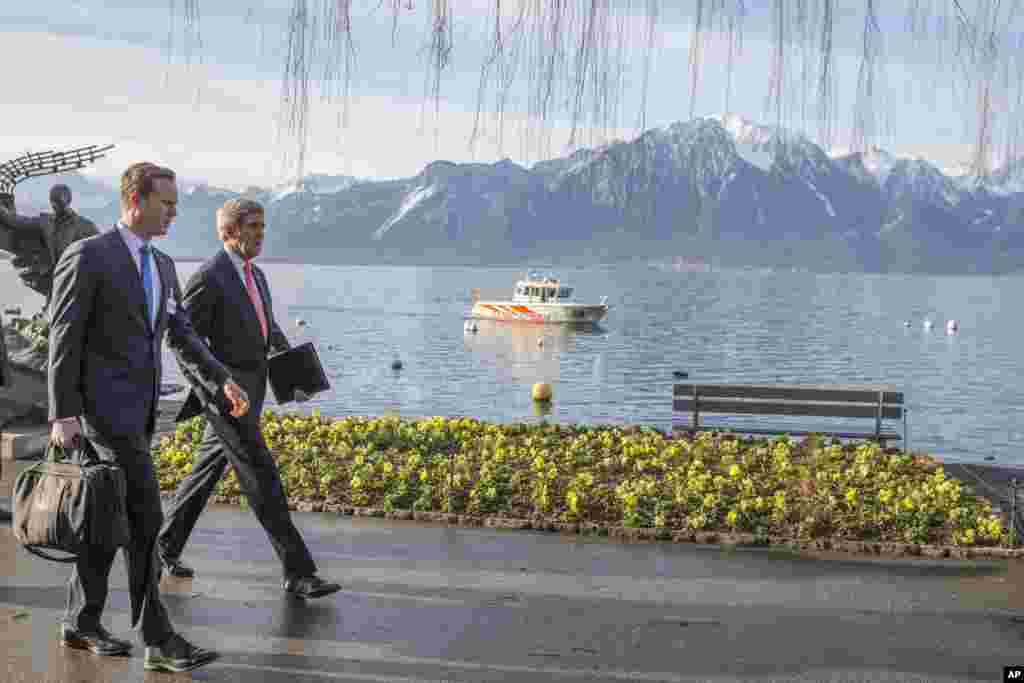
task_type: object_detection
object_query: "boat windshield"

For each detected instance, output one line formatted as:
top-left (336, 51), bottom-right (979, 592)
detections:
top-left (515, 282), bottom-right (572, 300)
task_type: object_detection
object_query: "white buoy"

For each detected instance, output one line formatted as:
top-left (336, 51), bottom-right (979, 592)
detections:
top-left (923, 319), bottom-right (933, 331)
top-left (903, 320), bottom-right (911, 328)
top-left (946, 319), bottom-right (959, 334)
top-left (295, 318), bottom-right (307, 328)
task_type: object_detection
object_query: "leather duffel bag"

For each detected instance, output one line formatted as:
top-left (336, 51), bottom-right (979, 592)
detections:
top-left (12, 439), bottom-right (131, 563)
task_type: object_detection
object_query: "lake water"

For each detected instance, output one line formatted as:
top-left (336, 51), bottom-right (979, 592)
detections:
top-left (2, 258), bottom-right (1022, 466)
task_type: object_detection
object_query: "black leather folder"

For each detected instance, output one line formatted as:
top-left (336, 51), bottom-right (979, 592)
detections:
top-left (267, 342), bottom-right (331, 404)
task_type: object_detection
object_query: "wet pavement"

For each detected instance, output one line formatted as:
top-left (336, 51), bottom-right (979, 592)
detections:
top-left (5, 412), bottom-right (1024, 681)
top-left (3, 483), bottom-right (1024, 682)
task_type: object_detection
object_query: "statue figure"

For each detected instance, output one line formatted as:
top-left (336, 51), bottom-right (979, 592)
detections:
top-left (0, 143), bottom-right (113, 319)
top-left (0, 185), bottom-right (99, 309)
top-left (0, 310), bottom-right (8, 389)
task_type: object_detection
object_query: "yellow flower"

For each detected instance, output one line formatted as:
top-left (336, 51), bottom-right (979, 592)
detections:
top-left (845, 488), bottom-right (858, 505)
top-left (727, 510), bottom-right (739, 526)
top-left (382, 462), bottom-right (394, 475)
top-left (729, 464), bottom-right (741, 479)
top-left (419, 469), bottom-right (429, 482)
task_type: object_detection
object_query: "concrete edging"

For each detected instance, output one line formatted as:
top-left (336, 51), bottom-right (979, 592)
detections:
top-left (186, 493), bottom-right (1024, 561)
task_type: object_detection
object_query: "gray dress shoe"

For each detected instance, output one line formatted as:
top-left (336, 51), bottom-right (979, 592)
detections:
top-left (60, 624), bottom-right (133, 656)
top-left (144, 633), bottom-right (220, 673)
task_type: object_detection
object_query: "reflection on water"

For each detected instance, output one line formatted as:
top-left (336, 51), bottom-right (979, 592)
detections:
top-left (462, 319), bottom-right (604, 388)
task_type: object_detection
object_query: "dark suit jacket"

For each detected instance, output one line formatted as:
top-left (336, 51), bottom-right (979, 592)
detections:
top-left (48, 228), bottom-right (232, 438)
top-left (174, 249), bottom-right (290, 425)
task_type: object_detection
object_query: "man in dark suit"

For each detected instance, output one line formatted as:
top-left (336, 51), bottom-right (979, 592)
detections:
top-left (48, 162), bottom-right (250, 673)
top-left (157, 198), bottom-right (340, 600)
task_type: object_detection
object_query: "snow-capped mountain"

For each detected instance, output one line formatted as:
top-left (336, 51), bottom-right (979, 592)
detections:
top-left (6, 118), bottom-right (1023, 273)
top-left (182, 115), bottom-right (1024, 272)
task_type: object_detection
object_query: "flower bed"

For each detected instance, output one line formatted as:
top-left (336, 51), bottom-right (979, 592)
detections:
top-left (7, 315), bottom-right (49, 354)
top-left (154, 411), bottom-right (1013, 554)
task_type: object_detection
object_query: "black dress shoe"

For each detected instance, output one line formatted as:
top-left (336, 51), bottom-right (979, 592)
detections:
top-left (144, 633), bottom-right (220, 673)
top-left (283, 575), bottom-right (342, 599)
top-left (61, 624), bottom-right (133, 656)
top-left (160, 555), bottom-right (195, 578)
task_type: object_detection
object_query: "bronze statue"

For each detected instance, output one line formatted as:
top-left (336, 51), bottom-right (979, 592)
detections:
top-left (0, 186), bottom-right (99, 306)
top-left (0, 310), bottom-right (8, 389)
top-left (0, 144), bottom-right (113, 316)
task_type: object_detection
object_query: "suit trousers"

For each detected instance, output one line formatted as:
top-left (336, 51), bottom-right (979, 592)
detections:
top-left (65, 426), bottom-right (174, 646)
top-left (158, 412), bottom-right (317, 580)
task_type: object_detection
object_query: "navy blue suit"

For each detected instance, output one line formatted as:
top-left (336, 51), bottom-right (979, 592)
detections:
top-left (48, 227), bottom-right (232, 644)
top-left (159, 249), bottom-right (316, 581)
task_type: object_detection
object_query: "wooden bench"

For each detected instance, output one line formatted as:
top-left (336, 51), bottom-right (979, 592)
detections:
top-left (672, 383), bottom-right (907, 450)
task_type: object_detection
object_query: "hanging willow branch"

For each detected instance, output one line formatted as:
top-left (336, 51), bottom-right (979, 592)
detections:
top-left (167, 1), bottom-right (1024, 186)
top-left (851, 0), bottom-right (883, 155)
top-left (278, 0), bottom-right (317, 183)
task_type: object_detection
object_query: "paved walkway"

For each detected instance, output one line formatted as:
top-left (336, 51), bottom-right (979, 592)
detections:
top-left (4, 475), bottom-right (1024, 681)
top-left (4, 401), bottom-right (1024, 680)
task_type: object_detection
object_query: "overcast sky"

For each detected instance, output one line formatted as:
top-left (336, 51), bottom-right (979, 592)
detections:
top-left (0, 1), bottom-right (986, 189)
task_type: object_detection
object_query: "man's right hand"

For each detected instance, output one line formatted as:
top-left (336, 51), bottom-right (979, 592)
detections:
top-left (50, 417), bottom-right (81, 449)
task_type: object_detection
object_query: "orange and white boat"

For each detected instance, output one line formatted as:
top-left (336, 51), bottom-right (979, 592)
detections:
top-left (470, 274), bottom-right (609, 324)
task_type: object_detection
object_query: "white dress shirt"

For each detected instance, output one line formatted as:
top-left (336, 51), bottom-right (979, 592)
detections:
top-left (117, 223), bottom-right (161, 324)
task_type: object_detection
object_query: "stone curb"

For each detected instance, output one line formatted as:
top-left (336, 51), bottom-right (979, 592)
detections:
top-left (185, 493), bottom-right (1024, 561)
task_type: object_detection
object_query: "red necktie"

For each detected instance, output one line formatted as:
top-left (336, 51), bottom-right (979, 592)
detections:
top-left (244, 260), bottom-right (268, 340)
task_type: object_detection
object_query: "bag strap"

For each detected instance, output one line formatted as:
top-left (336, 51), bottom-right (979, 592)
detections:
top-left (46, 441), bottom-right (66, 464)
top-left (46, 439), bottom-right (101, 466)
top-left (22, 545), bottom-right (79, 564)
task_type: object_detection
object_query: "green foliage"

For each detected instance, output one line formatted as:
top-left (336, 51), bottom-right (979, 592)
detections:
top-left (153, 413), bottom-right (1009, 547)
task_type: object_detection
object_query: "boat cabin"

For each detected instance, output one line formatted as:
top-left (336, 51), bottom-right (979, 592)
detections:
top-left (513, 278), bottom-right (573, 303)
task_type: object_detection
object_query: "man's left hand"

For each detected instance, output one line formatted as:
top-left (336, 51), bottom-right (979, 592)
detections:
top-left (294, 388), bottom-right (311, 403)
top-left (223, 380), bottom-right (250, 417)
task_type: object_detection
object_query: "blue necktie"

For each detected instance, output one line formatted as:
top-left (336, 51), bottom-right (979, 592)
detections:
top-left (140, 244), bottom-right (155, 328)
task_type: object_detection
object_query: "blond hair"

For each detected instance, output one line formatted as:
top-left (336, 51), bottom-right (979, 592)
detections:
top-left (217, 198), bottom-right (264, 241)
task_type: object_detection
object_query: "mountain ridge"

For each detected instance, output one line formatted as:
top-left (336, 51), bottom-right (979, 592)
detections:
top-left (6, 114), bottom-right (1024, 274)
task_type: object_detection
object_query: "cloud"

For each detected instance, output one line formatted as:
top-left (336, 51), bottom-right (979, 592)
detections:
top-left (0, 3), bottom-right (986, 191)
top-left (0, 31), bottom-right (638, 188)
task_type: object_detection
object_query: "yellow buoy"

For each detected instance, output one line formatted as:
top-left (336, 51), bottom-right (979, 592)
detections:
top-left (532, 382), bottom-right (552, 402)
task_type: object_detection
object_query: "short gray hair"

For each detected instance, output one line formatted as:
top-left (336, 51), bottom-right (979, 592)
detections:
top-left (217, 198), bottom-right (264, 241)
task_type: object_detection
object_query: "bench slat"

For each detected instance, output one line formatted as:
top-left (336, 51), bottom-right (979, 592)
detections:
top-left (672, 425), bottom-right (903, 440)
top-left (673, 398), bottom-right (903, 420)
top-left (673, 383), bottom-right (903, 404)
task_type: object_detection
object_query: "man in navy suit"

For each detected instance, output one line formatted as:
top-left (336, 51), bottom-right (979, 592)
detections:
top-left (157, 198), bottom-right (340, 600)
top-left (48, 162), bottom-right (250, 673)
